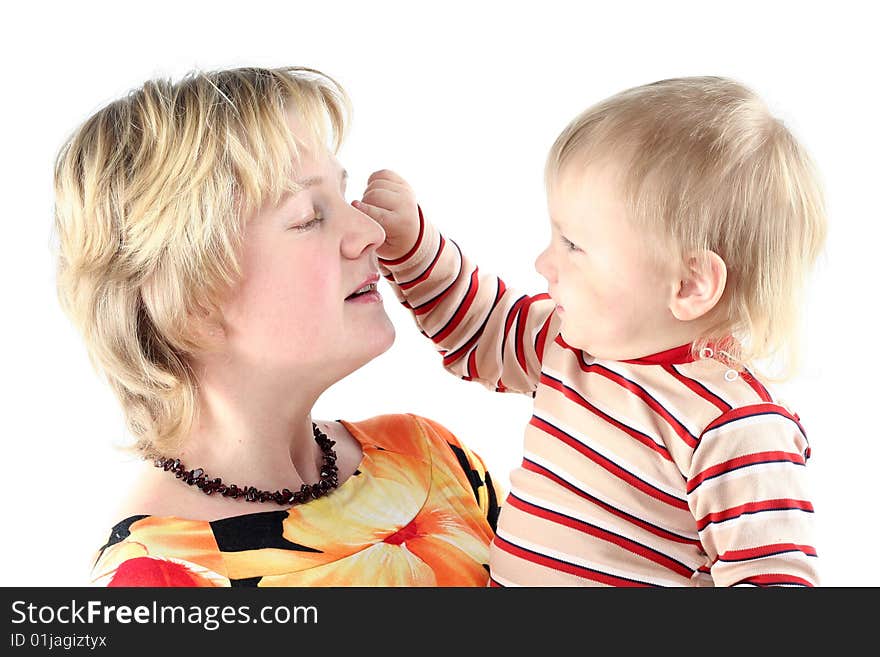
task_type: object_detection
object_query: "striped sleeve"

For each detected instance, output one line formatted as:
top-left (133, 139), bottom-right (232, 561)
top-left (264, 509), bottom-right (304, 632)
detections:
top-left (379, 207), bottom-right (556, 395)
top-left (688, 403), bottom-right (819, 586)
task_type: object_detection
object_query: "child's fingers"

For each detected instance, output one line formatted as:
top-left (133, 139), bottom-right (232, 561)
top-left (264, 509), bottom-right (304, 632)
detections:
top-left (363, 178), bottom-right (410, 195)
top-left (352, 199), bottom-right (392, 225)
top-left (361, 186), bottom-right (405, 211)
top-left (367, 169), bottom-right (407, 186)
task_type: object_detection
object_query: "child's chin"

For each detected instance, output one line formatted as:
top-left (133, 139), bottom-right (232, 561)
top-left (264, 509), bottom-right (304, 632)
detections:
top-left (559, 328), bottom-right (591, 353)
top-left (560, 330), bottom-right (623, 361)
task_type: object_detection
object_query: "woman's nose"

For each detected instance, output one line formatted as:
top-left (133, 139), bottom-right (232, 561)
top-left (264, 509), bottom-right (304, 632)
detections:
top-left (342, 202), bottom-right (386, 259)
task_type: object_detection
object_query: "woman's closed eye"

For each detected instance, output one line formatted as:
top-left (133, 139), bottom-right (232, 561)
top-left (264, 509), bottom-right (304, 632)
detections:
top-left (289, 211), bottom-right (325, 231)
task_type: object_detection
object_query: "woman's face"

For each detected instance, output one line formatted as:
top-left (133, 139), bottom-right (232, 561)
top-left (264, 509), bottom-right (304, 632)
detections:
top-left (217, 136), bottom-right (395, 389)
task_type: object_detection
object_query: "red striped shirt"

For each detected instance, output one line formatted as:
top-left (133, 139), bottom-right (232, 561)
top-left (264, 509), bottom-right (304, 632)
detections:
top-left (380, 215), bottom-right (819, 587)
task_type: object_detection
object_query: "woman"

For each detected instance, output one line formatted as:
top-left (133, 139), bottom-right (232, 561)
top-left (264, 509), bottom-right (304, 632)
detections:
top-left (54, 66), bottom-right (501, 586)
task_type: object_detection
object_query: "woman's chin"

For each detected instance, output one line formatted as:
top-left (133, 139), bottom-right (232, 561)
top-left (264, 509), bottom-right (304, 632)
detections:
top-left (333, 323), bottom-right (396, 384)
top-left (356, 318), bottom-right (396, 364)
top-left (372, 319), bottom-right (396, 357)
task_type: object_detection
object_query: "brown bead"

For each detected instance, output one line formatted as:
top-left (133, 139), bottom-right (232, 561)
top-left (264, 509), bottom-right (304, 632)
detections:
top-left (151, 422), bottom-right (340, 505)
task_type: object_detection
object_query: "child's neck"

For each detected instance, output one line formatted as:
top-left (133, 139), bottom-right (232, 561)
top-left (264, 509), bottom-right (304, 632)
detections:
top-left (598, 317), bottom-right (710, 362)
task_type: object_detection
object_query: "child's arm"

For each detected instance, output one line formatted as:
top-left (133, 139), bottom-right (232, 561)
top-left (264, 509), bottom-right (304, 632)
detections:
top-left (355, 170), bottom-right (556, 395)
top-left (689, 403), bottom-right (819, 586)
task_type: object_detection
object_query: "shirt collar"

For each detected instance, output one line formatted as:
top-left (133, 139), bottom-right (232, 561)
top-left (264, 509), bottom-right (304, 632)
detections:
top-left (620, 343), bottom-right (696, 366)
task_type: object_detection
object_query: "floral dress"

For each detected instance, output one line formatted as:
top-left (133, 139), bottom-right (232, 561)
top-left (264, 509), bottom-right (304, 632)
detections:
top-left (90, 414), bottom-right (502, 586)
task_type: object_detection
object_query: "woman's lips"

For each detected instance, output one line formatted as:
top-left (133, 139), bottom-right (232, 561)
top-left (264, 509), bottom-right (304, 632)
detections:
top-left (345, 273), bottom-right (381, 302)
top-left (345, 288), bottom-right (382, 304)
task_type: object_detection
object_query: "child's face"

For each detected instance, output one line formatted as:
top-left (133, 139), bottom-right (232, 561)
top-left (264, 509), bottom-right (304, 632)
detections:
top-left (537, 164), bottom-right (680, 360)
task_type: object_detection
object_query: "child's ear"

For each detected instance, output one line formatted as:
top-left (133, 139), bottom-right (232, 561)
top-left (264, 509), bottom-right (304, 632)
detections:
top-left (669, 251), bottom-right (727, 322)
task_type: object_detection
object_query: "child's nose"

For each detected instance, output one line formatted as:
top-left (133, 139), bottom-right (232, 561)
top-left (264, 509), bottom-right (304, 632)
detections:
top-left (535, 247), bottom-right (555, 283)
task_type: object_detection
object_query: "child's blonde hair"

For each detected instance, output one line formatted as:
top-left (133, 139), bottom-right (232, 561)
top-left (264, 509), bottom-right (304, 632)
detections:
top-left (53, 66), bottom-right (350, 458)
top-left (545, 76), bottom-right (826, 378)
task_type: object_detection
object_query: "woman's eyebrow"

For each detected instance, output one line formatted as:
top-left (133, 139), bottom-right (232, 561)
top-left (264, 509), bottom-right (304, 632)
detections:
top-left (295, 169), bottom-right (348, 190)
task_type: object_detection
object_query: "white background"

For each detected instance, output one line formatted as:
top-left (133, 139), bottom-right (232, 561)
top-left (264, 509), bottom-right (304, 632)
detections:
top-left (2, 0), bottom-right (877, 586)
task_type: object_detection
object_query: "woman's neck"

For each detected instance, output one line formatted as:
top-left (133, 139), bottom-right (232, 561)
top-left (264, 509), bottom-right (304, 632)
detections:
top-left (174, 366), bottom-right (326, 494)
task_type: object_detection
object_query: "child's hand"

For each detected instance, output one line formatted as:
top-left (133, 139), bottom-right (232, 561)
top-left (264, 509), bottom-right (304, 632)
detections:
top-left (353, 169), bottom-right (421, 261)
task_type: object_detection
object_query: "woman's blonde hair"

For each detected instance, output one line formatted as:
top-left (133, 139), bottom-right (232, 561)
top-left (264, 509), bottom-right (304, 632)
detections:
top-left (53, 66), bottom-right (350, 458)
top-left (546, 76), bottom-right (827, 378)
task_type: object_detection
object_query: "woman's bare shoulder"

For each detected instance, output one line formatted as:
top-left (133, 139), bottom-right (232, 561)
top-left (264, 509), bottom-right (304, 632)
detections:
top-left (112, 463), bottom-right (266, 523)
top-left (109, 461), bottom-right (185, 521)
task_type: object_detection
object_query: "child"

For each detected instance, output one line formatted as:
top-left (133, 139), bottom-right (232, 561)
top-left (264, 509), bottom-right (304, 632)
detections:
top-left (354, 76), bottom-right (825, 586)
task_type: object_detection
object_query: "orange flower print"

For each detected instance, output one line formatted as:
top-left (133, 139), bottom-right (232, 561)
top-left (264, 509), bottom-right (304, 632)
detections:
top-left (90, 415), bottom-right (500, 587)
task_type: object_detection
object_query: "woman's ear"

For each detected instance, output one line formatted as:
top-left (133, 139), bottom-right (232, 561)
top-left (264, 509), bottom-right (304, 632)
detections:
top-left (669, 251), bottom-right (727, 322)
top-left (187, 307), bottom-right (228, 353)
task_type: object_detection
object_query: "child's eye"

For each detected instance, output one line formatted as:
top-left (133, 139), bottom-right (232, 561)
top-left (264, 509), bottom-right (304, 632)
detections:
top-left (559, 234), bottom-right (582, 253)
